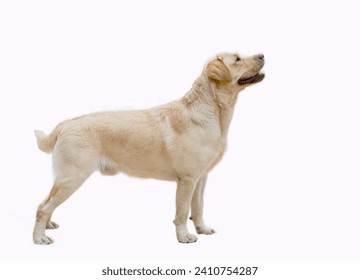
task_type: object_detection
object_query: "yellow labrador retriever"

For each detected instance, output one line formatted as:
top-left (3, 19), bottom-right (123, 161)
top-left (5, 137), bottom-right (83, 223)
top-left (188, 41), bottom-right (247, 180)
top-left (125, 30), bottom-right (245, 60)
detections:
top-left (34, 52), bottom-right (265, 244)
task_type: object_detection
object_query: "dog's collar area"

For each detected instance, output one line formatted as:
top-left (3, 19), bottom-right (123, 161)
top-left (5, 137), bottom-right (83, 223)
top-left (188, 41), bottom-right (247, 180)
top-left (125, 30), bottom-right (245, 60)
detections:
top-left (238, 73), bottom-right (265, 86)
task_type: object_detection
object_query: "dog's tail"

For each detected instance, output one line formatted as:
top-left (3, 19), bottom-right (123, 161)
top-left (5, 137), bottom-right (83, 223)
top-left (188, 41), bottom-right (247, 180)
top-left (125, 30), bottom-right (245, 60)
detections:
top-left (34, 123), bottom-right (64, 153)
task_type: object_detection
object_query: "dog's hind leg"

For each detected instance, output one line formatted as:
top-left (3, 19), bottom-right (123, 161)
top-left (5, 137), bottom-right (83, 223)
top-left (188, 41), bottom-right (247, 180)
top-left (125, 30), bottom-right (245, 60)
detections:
top-left (190, 175), bottom-right (216, 235)
top-left (33, 168), bottom-right (93, 245)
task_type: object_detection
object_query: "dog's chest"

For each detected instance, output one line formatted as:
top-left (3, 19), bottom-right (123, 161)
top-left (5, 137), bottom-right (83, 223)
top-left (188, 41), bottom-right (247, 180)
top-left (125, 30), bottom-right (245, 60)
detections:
top-left (202, 138), bottom-right (227, 172)
top-left (189, 121), bottom-right (227, 168)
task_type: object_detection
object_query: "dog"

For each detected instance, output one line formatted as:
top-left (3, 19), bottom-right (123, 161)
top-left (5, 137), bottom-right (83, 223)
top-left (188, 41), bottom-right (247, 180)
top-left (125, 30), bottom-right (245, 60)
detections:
top-left (33, 52), bottom-right (265, 244)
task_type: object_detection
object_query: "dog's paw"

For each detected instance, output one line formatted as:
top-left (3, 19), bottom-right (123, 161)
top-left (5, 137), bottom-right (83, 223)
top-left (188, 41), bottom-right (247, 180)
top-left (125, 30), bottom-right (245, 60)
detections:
top-left (177, 233), bottom-right (198, 243)
top-left (33, 234), bottom-right (54, 245)
top-left (196, 226), bottom-right (216, 235)
top-left (46, 221), bottom-right (59, 230)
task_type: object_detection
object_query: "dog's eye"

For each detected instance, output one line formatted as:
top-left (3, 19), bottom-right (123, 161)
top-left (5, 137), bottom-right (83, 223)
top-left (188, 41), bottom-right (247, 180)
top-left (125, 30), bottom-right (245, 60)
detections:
top-left (235, 57), bottom-right (241, 62)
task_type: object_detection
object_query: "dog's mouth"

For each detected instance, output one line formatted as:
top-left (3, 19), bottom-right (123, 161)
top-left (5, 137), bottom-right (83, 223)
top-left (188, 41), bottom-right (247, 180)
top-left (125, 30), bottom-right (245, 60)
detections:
top-left (238, 73), bottom-right (265, 86)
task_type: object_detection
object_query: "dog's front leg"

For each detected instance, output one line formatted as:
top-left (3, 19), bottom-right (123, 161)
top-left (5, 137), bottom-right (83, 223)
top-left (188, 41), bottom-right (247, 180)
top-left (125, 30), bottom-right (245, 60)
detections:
top-left (190, 175), bottom-right (216, 235)
top-left (174, 177), bottom-right (198, 243)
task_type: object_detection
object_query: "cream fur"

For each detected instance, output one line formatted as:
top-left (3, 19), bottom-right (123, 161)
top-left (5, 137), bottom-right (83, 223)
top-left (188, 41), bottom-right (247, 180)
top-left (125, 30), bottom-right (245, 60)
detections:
top-left (33, 52), bottom-right (265, 244)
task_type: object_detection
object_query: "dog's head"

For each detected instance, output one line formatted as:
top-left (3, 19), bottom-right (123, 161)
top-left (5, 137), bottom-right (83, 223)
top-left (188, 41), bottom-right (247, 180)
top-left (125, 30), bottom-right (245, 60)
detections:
top-left (205, 52), bottom-right (265, 93)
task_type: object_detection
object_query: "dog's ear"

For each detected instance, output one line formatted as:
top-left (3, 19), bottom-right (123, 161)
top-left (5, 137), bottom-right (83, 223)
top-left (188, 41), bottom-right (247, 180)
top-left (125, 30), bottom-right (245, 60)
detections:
top-left (205, 56), bottom-right (232, 83)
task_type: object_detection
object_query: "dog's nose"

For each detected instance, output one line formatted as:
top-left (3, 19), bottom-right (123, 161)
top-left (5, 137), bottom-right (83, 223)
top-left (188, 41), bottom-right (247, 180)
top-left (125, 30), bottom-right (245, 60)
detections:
top-left (258, 54), bottom-right (264, 60)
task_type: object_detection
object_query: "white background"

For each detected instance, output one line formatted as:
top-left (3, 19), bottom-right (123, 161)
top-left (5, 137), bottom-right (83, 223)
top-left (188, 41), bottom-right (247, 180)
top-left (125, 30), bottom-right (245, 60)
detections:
top-left (1, 0), bottom-right (360, 266)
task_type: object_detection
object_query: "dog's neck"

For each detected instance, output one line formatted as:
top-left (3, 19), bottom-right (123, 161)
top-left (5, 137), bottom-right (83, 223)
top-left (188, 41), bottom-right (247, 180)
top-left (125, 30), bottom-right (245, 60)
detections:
top-left (212, 86), bottom-right (239, 137)
top-left (180, 75), bottom-right (240, 137)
